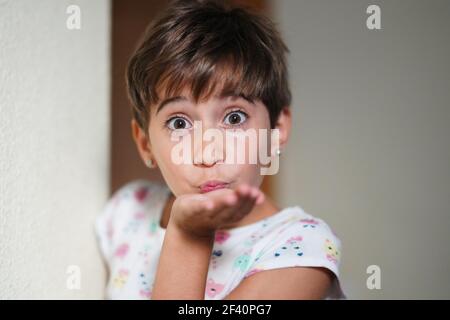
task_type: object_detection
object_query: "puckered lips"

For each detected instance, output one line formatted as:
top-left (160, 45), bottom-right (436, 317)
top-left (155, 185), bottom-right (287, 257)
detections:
top-left (199, 180), bottom-right (230, 193)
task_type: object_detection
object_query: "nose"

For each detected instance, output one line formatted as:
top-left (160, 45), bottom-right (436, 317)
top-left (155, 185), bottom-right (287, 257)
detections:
top-left (195, 153), bottom-right (218, 168)
top-left (192, 123), bottom-right (225, 168)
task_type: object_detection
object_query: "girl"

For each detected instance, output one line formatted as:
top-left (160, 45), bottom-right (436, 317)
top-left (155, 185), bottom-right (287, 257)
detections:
top-left (95, 0), bottom-right (344, 299)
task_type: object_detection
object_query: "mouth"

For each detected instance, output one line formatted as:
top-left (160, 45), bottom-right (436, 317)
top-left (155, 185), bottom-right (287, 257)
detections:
top-left (199, 180), bottom-right (230, 193)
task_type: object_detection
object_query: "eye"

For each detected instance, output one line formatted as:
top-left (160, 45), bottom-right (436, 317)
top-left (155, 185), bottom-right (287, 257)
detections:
top-left (223, 110), bottom-right (248, 126)
top-left (166, 116), bottom-right (192, 130)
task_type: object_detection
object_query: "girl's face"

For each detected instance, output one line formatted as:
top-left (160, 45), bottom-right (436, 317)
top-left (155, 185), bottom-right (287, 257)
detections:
top-left (134, 86), bottom-right (291, 197)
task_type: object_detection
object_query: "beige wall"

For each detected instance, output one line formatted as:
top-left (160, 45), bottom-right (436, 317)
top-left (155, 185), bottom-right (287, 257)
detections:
top-left (0, 0), bottom-right (110, 299)
top-left (272, 0), bottom-right (450, 298)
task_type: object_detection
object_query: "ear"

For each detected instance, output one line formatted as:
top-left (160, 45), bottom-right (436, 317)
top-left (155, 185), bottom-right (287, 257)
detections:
top-left (274, 107), bottom-right (292, 151)
top-left (131, 119), bottom-right (156, 167)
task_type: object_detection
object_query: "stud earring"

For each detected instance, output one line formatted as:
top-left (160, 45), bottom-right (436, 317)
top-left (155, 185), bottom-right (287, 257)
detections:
top-left (275, 148), bottom-right (282, 156)
top-left (145, 159), bottom-right (155, 168)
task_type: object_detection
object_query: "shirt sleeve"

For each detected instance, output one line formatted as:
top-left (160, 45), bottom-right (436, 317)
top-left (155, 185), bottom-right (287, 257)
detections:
top-left (94, 179), bottom-right (161, 263)
top-left (94, 184), bottom-right (127, 263)
top-left (248, 215), bottom-right (345, 298)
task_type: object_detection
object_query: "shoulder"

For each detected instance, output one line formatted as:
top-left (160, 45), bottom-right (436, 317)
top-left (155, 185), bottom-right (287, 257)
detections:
top-left (103, 179), bottom-right (169, 215)
top-left (255, 206), bottom-right (342, 277)
top-left (94, 179), bottom-right (170, 260)
top-left (111, 179), bottom-right (169, 204)
top-left (233, 206), bottom-right (345, 299)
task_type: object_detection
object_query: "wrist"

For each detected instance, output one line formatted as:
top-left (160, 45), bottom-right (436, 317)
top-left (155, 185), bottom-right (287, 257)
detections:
top-left (167, 218), bottom-right (215, 243)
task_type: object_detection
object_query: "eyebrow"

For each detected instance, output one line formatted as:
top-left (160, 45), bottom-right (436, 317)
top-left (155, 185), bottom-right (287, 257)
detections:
top-left (155, 93), bottom-right (255, 114)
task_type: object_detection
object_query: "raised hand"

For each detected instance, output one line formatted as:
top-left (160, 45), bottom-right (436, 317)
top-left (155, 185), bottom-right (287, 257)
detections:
top-left (169, 184), bottom-right (265, 238)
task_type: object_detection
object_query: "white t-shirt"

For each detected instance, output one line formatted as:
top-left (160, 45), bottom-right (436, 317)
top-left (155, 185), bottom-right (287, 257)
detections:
top-left (94, 179), bottom-right (345, 299)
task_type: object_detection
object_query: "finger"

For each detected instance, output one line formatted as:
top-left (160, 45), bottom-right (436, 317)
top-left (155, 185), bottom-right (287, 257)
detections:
top-left (229, 184), bottom-right (252, 211)
top-left (225, 188), bottom-right (248, 220)
top-left (212, 185), bottom-right (248, 224)
top-left (235, 184), bottom-right (251, 198)
top-left (223, 190), bottom-right (238, 206)
top-left (204, 188), bottom-right (237, 213)
top-left (239, 185), bottom-right (260, 205)
top-left (188, 194), bottom-right (214, 212)
top-left (228, 185), bottom-right (258, 221)
top-left (255, 191), bottom-right (265, 205)
top-left (248, 187), bottom-right (265, 205)
top-left (242, 185), bottom-right (264, 205)
top-left (238, 187), bottom-right (258, 218)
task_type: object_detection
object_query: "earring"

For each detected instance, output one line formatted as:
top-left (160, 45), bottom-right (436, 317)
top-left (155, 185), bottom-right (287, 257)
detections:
top-left (145, 159), bottom-right (155, 168)
top-left (275, 148), bottom-right (282, 156)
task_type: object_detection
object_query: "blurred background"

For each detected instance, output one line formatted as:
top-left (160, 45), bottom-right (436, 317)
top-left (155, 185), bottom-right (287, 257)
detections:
top-left (0, 0), bottom-right (449, 299)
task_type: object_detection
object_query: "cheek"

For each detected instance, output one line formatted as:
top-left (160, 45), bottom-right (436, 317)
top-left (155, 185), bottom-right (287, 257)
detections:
top-left (151, 139), bottom-right (171, 165)
top-left (153, 143), bottom-right (181, 173)
top-left (226, 163), bottom-right (264, 187)
top-left (155, 161), bottom-right (190, 196)
top-left (150, 139), bottom-right (194, 192)
top-left (224, 130), bottom-right (272, 163)
top-left (249, 165), bottom-right (264, 186)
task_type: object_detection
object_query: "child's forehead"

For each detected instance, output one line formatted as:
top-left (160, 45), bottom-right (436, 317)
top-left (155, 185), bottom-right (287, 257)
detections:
top-left (154, 90), bottom-right (256, 115)
top-left (162, 91), bottom-right (253, 104)
top-left (155, 84), bottom-right (256, 108)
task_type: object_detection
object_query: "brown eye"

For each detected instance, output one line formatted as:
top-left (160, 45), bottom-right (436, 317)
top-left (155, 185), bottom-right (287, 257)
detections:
top-left (166, 117), bottom-right (192, 130)
top-left (224, 111), bottom-right (247, 126)
top-left (229, 113), bottom-right (241, 124)
top-left (174, 119), bottom-right (186, 129)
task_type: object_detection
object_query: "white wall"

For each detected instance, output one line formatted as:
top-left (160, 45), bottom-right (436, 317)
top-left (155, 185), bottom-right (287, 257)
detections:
top-left (272, 0), bottom-right (450, 298)
top-left (0, 0), bottom-right (110, 299)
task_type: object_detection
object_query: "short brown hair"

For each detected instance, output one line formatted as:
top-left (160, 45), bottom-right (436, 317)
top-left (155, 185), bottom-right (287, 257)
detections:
top-left (126, 0), bottom-right (291, 135)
